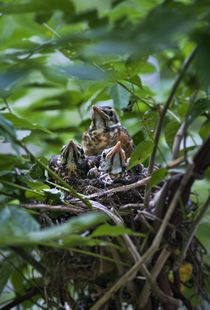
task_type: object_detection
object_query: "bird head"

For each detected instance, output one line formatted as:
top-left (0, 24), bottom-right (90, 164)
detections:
top-left (61, 140), bottom-right (85, 168)
top-left (90, 105), bottom-right (120, 129)
top-left (99, 141), bottom-right (127, 176)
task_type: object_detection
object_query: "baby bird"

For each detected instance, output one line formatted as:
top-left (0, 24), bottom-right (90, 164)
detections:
top-left (97, 141), bottom-right (128, 185)
top-left (48, 140), bottom-right (88, 181)
top-left (82, 105), bottom-right (134, 158)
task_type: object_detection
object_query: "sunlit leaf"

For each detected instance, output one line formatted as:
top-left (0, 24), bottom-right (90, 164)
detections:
top-left (165, 120), bottom-right (180, 150)
top-left (91, 224), bottom-right (132, 237)
top-left (109, 84), bottom-right (130, 110)
top-left (148, 167), bottom-right (168, 191)
top-left (129, 140), bottom-right (153, 167)
top-left (0, 113), bottom-right (19, 155)
top-left (3, 113), bottom-right (53, 134)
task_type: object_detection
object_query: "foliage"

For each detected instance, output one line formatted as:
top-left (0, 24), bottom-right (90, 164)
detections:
top-left (0, 0), bottom-right (210, 309)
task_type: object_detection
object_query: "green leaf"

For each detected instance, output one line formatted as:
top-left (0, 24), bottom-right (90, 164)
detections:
top-left (3, 113), bottom-right (53, 135)
top-left (0, 113), bottom-right (19, 155)
top-left (91, 224), bottom-right (133, 237)
top-left (129, 140), bottom-right (153, 167)
top-left (0, 206), bottom-right (40, 241)
top-left (0, 258), bottom-right (14, 295)
top-left (0, 210), bottom-right (106, 246)
top-left (57, 64), bottom-right (110, 81)
top-left (165, 121), bottom-right (180, 150)
top-left (0, 154), bottom-right (24, 171)
top-left (109, 84), bottom-right (130, 110)
top-left (148, 168), bottom-right (168, 191)
top-left (199, 119), bottom-right (210, 142)
top-left (191, 99), bottom-right (210, 122)
top-left (43, 188), bottom-right (65, 204)
top-left (0, 292), bottom-right (15, 306)
top-left (127, 75), bottom-right (142, 88)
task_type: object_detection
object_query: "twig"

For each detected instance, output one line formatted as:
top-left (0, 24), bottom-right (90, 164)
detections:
top-left (21, 203), bottom-right (86, 214)
top-left (166, 157), bottom-right (184, 169)
top-left (144, 48), bottom-right (197, 209)
top-left (174, 195), bottom-right (210, 271)
top-left (119, 203), bottom-right (144, 210)
top-left (74, 177), bottom-right (151, 201)
top-left (172, 118), bottom-right (190, 160)
top-left (3, 97), bottom-right (12, 113)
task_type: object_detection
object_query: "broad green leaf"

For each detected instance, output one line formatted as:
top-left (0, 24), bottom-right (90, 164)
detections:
top-left (0, 154), bottom-right (25, 171)
top-left (109, 84), bottom-right (130, 110)
top-left (0, 113), bottom-right (19, 155)
top-left (43, 188), bottom-right (65, 204)
top-left (0, 292), bottom-right (15, 306)
top-left (0, 206), bottom-right (40, 240)
top-left (196, 31), bottom-right (210, 86)
top-left (127, 75), bottom-right (142, 88)
top-left (0, 210), bottom-right (106, 246)
top-left (199, 119), bottom-right (210, 142)
top-left (191, 99), bottom-right (210, 122)
top-left (57, 64), bottom-right (110, 81)
top-left (91, 224), bottom-right (132, 237)
top-left (0, 259), bottom-right (14, 295)
top-left (0, 0), bottom-right (74, 15)
top-left (148, 167), bottom-right (168, 191)
top-left (129, 140), bottom-right (153, 167)
top-left (3, 113), bottom-right (53, 134)
top-left (165, 121), bottom-right (180, 150)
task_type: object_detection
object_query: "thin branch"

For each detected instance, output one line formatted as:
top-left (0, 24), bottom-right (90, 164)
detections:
top-left (172, 118), bottom-right (190, 160)
top-left (144, 47), bottom-right (197, 209)
top-left (21, 203), bottom-right (86, 214)
top-left (74, 176), bottom-right (151, 201)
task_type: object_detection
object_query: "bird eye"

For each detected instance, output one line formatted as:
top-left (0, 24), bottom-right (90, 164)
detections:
top-left (103, 152), bottom-right (106, 158)
top-left (109, 111), bottom-right (113, 117)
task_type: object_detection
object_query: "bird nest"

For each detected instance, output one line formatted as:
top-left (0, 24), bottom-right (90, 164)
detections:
top-left (37, 106), bottom-right (210, 309)
top-left (37, 167), bottom-right (209, 310)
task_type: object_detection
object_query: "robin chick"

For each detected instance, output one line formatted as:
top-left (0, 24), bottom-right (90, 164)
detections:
top-left (97, 141), bottom-right (128, 185)
top-left (82, 105), bottom-right (134, 158)
top-left (48, 140), bottom-right (88, 182)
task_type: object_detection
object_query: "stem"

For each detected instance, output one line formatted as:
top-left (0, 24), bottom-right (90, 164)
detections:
top-left (144, 47), bottom-right (197, 209)
top-left (1, 180), bottom-right (45, 197)
top-left (3, 97), bottom-right (12, 113)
